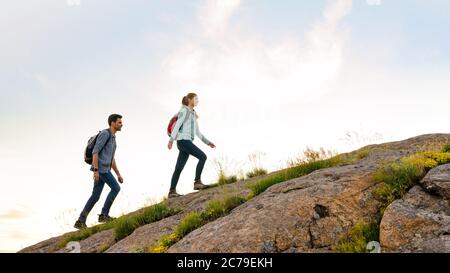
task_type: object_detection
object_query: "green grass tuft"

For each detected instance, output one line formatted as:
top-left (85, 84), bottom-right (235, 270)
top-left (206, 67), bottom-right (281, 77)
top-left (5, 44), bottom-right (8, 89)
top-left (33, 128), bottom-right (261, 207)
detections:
top-left (174, 212), bottom-right (204, 239)
top-left (246, 168), bottom-right (268, 179)
top-left (114, 202), bottom-right (178, 240)
top-left (442, 144), bottom-right (450, 153)
top-left (333, 220), bottom-right (379, 253)
top-left (58, 202), bottom-right (179, 249)
top-left (218, 173), bottom-right (238, 185)
top-left (356, 148), bottom-right (370, 160)
top-left (149, 195), bottom-right (246, 253)
top-left (372, 151), bottom-right (450, 214)
top-left (58, 221), bottom-right (115, 249)
top-left (247, 154), bottom-right (350, 198)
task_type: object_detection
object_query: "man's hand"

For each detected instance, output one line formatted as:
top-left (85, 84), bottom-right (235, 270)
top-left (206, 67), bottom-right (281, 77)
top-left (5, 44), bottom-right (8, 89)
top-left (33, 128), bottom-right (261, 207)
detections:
top-left (118, 175), bottom-right (124, 184)
top-left (168, 140), bottom-right (173, 150)
top-left (208, 142), bottom-right (216, 148)
top-left (93, 171), bottom-right (100, 182)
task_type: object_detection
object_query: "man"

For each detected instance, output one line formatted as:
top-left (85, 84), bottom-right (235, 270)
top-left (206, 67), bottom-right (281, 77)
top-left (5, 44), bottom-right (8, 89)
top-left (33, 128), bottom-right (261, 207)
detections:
top-left (74, 114), bottom-right (124, 229)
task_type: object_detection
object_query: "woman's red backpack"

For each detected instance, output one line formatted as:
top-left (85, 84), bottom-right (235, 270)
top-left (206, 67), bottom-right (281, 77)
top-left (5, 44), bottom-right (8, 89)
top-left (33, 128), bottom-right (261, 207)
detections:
top-left (167, 109), bottom-right (190, 137)
top-left (167, 115), bottom-right (178, 136)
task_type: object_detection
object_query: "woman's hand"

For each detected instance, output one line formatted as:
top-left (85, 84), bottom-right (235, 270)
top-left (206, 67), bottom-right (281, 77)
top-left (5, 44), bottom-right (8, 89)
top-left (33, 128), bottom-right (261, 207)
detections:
top-left (168, 140), bottom-right (173, 150)
top-left (208, 142), bottom-right (216, 148)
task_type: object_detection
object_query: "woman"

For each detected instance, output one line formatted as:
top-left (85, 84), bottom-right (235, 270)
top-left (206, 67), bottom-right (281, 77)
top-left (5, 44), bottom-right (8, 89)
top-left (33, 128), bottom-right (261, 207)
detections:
top-left (168, 92), bottom-right (216, 198)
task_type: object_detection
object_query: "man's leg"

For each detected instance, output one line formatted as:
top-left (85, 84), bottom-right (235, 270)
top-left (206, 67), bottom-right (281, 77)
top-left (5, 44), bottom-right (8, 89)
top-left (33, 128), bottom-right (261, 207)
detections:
top-left (100, 171), bottom-right (121, 217)
top-left (170, 142), bottom-right (190, 191)
top-left (78, 177), bottom-right (106, 223)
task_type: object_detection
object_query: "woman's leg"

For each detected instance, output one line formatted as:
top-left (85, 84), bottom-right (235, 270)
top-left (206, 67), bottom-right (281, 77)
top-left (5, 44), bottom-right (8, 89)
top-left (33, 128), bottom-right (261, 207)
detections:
top-left (178, 140), bottom-right (207, 181)
top-left (170, 142), bottom-right (190, 191)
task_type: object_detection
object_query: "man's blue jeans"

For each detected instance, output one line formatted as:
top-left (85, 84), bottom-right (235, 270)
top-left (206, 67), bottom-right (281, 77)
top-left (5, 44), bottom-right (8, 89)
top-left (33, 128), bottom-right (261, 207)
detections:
top-left (78, 171), bottom-right (121, 222)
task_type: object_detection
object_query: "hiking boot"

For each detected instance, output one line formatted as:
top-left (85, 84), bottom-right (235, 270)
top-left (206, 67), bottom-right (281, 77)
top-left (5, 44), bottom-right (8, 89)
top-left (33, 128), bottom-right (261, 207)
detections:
top-left (74, 220), bottom-right (87, 230)
top-left (194, 180), bottom-right (209, 190)
top-left (98, 214), bottom-right (116, 223)
top-left (168, 190), bottom-right (182, 198)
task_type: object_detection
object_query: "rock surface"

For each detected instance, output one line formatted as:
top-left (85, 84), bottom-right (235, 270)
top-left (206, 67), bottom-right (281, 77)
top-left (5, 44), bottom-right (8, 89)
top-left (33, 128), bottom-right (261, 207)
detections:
top-left (19, 134), bottom-right (450, 253)
top-left (419, 163), bottom-right (450, 199)
top-left (380, 167), bottom-right (450, 252)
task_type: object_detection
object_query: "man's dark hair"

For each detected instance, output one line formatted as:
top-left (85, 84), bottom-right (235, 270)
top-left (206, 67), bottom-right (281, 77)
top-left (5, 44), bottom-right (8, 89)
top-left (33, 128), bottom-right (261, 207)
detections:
top-left (108, 114), bottom-right (122, 126)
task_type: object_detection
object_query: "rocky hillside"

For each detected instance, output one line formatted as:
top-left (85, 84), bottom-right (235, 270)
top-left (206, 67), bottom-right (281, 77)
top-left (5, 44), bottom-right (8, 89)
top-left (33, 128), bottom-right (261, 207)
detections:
top-left (20, 134), bottom-right (450, 253)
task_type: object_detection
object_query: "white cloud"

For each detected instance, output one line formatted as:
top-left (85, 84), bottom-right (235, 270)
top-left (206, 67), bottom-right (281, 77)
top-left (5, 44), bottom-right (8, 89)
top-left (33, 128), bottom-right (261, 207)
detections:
top-left (199, 0), bottom-right (242, 40)
top-left (324, 0), bottom-right (353, 24)
top-left (367, 0), bottom-right (382, 6)
top-left (155, 0), bottom-right (353, 108)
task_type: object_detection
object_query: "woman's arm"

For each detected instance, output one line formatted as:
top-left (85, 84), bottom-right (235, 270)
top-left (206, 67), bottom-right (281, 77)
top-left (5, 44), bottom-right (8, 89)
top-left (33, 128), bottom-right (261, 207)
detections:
top-left (195, 119), bottom-right (211, 145)
top-left (169, 108), bottom-right (187, 142)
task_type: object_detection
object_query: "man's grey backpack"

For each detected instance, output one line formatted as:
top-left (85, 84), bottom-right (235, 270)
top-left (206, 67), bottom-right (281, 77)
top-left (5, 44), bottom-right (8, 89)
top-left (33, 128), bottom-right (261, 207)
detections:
top-left (84, 130), bottom-right (111, 164)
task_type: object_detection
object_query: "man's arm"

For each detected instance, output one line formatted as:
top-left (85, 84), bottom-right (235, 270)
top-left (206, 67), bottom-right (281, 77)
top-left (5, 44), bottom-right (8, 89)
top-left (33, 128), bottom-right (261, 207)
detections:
top-left (112, 158), bottom-right (120, 176)
top-left (92, 153), bottom-right (100, 182)
top-left (112, 158), bottom-right (124, 183)
top-left (92, 130), bottom-right (109, 182)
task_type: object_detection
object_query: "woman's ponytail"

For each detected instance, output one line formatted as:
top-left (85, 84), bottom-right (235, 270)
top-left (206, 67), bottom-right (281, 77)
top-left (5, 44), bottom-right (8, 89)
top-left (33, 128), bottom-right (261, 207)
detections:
top-left (181, 93), bottom-right (197, 106)
top-left (182, 96), bottom-right (189, 106)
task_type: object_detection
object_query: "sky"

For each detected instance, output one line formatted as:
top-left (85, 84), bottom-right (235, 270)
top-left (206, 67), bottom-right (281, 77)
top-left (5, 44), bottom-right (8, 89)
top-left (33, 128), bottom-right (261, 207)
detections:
top-left (1, 0), bottom-right (449, 252)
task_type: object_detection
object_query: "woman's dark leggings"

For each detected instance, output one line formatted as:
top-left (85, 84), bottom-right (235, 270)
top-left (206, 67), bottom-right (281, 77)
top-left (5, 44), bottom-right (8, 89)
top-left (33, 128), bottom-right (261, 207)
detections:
top-left (170, 140), bottom-right (207, 191)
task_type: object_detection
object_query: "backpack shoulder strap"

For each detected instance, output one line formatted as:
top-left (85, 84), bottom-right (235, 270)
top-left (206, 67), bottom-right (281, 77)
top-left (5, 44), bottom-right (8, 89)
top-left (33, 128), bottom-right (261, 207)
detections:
top-left (178, 107), bottom-right (190, 130)
top-left (183, 109), bottom-right (190, 123)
